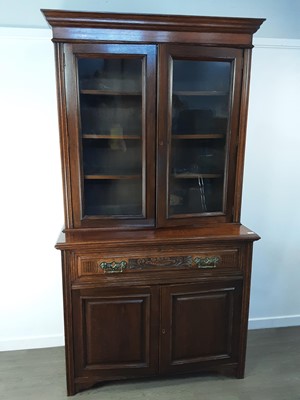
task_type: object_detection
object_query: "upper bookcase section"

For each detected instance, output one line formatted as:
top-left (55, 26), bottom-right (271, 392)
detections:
top-left (42, 9), bottom-right (265, 47)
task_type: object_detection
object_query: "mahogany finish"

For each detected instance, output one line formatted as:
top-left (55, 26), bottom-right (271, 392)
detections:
top-left (43, 9), bottom-right (264, 395)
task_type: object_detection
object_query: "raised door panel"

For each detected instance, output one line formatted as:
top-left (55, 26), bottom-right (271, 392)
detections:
top-left (72, 286), bottom-right (159, 381)
top-left (157, 45), bottom-right (243, 227)
top-left (63, 43), bottom-right (157, 229)
top-left (160, 280), bottom-right (242, 374)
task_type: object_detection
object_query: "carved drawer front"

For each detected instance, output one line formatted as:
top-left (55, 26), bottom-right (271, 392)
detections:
top-left (77, 248), bottom-right (240, 277)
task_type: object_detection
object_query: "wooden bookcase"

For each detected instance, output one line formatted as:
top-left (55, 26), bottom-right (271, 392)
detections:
top-left (42, 9), bottom-right (264, 395)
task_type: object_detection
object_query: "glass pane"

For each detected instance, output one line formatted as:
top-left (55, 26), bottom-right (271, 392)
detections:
top-left (170, 59), bottom-right (232, 216)
top-left (77, 57), bottom-right (143, 217)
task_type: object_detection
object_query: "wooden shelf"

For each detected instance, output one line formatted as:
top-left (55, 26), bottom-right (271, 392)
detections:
top-left (173, 90), bottom-right (228, 96)
top-left (84, 174), bottom-right (141, 180)
top-left (172, 134), bottom-right (225, 139)
top-left (83, 134), bottom-right (141, 140)
top-left (173, 173), bottom-right (222, 179)
top-left (81, 89), bottom-right (142, 96)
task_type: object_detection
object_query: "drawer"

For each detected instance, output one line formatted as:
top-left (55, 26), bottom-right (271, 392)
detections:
top-left (76, 247), bottom-right (240, 278)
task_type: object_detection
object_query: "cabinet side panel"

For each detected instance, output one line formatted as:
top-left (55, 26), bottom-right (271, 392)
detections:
top-left (54, 43), bottom-right (74, 228)
top-left (237, 242), bottom-right (254, 377)
top-left (233, 48), bottom-right (253, 222)
top-left (61, 250), bottom-right (76, 395)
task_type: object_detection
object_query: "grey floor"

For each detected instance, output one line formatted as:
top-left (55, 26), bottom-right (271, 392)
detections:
top-left (0, 327), bottom-right (299, 400)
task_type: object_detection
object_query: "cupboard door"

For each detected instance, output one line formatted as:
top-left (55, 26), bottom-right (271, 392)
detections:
top-left (64, 44), bottom-right (156, 229)
top-left (157, 45), bottom-right (243, 227)
top-left (72, 286), bottom-right (159, 381)
top-left (160, 280), bottom-right (242, 374)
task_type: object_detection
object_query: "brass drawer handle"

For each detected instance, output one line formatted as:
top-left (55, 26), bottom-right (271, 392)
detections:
top-left (98, 260), bottom-right (127, 274)
top-left (193, 256), bottom-right (221, 269)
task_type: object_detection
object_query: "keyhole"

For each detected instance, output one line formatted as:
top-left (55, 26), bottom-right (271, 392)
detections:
top-left (162, 329), bottom-right (166, 334)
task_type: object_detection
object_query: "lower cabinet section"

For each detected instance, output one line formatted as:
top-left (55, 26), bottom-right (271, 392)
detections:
top-left (160, 281), bottom-right (242, 373)
top-left (72, 286), bottom-right (159, 380)
top-left (70, 279), bottom-right (243, 394)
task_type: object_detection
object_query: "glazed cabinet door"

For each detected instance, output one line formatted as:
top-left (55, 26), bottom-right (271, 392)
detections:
top-left (63, 44), bottom-right (156, 229)
top-left (159, 280), bottom-right (242, 374)
top-left (157, 45), bottom-right (243, 227)
top-left (72, 286), bottom-right (159, 382)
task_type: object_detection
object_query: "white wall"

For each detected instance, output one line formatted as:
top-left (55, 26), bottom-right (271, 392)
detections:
top-left (0, 28), bottom-right (65, 350)
top-left (1, 0), bottom-right (300, 39)
top-left (0, 2), bottom-right (299, 351)
top-left (244, 38), bottom-right (300, 328)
